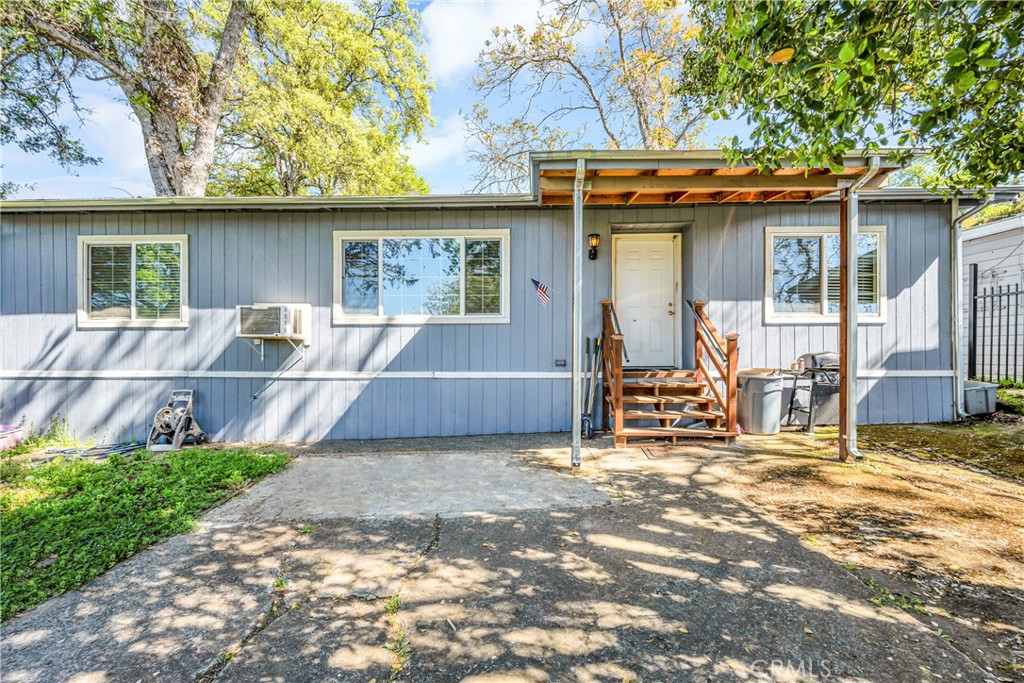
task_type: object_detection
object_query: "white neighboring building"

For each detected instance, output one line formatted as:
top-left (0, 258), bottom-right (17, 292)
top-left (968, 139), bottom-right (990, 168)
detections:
top-left (963, 212), bottom-right (1024, 382)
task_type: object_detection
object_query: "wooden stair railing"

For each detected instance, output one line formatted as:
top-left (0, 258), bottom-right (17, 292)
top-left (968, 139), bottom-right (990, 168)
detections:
top-left (691, 301), bottom-right (740, 436)
top-left (600, 301), bottom-right (624, 435)
top-left (600, 299), bottom-right (741, 446)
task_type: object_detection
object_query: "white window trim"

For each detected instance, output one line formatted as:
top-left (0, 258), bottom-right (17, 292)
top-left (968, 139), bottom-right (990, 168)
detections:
top-left (77, 234), bottom-right (190, 329)
top-left (763, 225), bottom-right (887, 325)
top-left (332, 228), bottom-right (511, 325)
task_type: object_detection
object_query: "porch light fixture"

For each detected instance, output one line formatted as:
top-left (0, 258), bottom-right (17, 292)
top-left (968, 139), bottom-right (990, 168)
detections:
top-left (588, 233), bottom-right (601, 260)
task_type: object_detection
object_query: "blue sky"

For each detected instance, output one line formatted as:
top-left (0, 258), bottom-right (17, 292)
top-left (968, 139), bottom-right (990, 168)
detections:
top-left (2, 0), bottom-right (745, 199)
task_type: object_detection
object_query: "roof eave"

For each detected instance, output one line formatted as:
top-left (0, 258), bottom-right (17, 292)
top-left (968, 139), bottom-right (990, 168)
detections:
top-left (529, 147), bottom-right (927, 172)
top-left (0, 193), bottom-right (538, 214)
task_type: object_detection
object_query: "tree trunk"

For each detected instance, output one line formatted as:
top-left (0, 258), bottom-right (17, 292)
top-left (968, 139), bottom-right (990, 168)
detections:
top-left (169, 0), bottom-right (250, 197)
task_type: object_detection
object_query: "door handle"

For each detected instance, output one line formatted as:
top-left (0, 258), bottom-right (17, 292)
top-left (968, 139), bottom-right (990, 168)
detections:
top-left (667, 310), bottom-right (675, 316)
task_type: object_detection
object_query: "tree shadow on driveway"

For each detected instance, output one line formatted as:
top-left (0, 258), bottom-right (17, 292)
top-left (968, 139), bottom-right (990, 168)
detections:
top-left (0, 437), bottom-right (994, 683)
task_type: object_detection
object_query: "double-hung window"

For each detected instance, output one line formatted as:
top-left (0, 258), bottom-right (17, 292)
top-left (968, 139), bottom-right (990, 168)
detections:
top-left (333, 229), bottom-right (510, 323)
top-left (764, 226), bottom-right (886, 323)
top-left (77, 235), bottom-right (189, 327)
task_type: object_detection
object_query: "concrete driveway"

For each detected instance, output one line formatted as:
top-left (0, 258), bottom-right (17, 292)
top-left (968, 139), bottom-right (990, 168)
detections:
top-left (1, 434), bottom-right (992, 682)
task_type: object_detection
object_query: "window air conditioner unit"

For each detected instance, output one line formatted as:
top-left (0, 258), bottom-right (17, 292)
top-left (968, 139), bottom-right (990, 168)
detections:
top-left (236, 303), bottom-right (311, 344)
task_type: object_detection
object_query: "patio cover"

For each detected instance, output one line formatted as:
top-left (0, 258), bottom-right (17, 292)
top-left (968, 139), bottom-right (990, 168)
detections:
top-left (532, 149), bottom-right (911, 468)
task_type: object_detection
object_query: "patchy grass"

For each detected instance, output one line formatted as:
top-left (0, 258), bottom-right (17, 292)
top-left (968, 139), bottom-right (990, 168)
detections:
top-left (999, 388), bottom-right (1024, 416)
top-left (858, 420), bottom-right (1024, 482)
top-left (0, 447), bottom-right (289, 621)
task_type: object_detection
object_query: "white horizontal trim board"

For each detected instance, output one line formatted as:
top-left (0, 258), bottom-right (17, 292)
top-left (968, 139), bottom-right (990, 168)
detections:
top-left (1, 369), bottom-right (953, 380)
top-left (1, 370), bottom-right (574, 380)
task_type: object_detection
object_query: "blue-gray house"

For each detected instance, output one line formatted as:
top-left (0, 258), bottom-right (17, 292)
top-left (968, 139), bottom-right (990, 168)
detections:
top-left (1, 151), bottom-right (1012, 458)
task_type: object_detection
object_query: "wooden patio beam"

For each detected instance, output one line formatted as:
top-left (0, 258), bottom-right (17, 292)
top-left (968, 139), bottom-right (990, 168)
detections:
top-left (540, 175), bottom-right (845, 193)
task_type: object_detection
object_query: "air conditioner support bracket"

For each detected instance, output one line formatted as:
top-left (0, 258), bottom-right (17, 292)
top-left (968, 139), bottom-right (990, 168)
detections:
top-left (243, 338), bottom-right (307, 363)
top-left (244, 338), bottom-right (265, 362)
top-left (284, 338), bottom-right (306, 362)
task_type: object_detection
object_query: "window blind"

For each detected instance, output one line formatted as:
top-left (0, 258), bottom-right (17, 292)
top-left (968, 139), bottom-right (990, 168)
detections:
top-left (826, 234), bottom-right (879, 315)
top-left (89, 245), bottom-right (132, 318)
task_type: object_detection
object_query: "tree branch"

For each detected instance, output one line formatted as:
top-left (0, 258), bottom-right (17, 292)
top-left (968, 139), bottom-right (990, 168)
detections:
top-left (21, 11), bottom-right (135, 85)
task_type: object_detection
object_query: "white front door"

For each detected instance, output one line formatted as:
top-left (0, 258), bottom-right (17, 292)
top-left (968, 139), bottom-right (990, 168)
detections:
top-left (612, 234), bottom-right (680, 367)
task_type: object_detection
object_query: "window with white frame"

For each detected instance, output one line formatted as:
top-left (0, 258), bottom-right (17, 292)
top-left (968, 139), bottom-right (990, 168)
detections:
top-left (77, 235), bottom-right (189, 327)
top-left (333, 229), bottom-right (510, 323)
top-left (764, 226), bottom-right (886, 322)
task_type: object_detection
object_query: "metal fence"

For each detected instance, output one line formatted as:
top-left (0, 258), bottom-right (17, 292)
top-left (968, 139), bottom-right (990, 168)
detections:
top-left (968, 263), bottom-right (1022, 383)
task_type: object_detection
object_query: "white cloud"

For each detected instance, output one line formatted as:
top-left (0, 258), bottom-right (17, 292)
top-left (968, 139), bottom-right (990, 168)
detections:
top-left (405, 112), bottom-right (469, 175)
top-left (421, 0), bottom-right (542, 86)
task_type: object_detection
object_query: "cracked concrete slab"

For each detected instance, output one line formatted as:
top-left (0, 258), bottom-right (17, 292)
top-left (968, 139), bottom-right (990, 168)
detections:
top-left (1, 436), bottom-right (998, 683)
top-left (206, 451), bottom-right (608, 523)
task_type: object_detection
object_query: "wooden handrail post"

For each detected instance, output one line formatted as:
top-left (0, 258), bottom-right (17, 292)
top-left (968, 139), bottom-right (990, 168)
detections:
top-left (725, 333), bottom-right (740, 435)
top-left (694, 301), bottom-right (706, 382)
top-left (609, 333), bottom-right (624, 444)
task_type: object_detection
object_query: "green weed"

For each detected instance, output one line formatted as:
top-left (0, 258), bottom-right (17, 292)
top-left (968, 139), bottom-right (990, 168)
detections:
top-left (866, 578), bottom-right (929, 615)
top-left (3, 415), bottom-right (82, 457)
top-left (384, 628), bottom-right (412, 681)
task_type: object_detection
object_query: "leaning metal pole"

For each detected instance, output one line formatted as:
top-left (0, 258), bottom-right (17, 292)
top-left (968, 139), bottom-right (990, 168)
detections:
top-left (838, 156), bottom-right (879, 461)
top-left (571, 158), bottom-right (586, 469)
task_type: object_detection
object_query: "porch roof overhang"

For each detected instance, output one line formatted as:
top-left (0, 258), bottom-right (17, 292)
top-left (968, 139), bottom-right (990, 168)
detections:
top-left (532, 149), bottom-right (938, 206)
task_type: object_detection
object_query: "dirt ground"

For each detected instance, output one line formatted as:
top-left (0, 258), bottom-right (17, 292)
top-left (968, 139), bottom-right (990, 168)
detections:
top-left (723, 418), bottom-right (1024, 682)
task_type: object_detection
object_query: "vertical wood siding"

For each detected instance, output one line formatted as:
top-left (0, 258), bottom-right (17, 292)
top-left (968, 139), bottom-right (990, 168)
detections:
top-left (0, 200), bottom-right (953, 441)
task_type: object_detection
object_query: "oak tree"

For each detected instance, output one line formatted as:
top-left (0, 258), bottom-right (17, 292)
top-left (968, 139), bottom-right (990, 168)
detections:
top-left (693, 0), bottom-right (1024, 192)
top-left (2, 0), bottom-right (433, 197)
top-left (2, 0), bottom-right (251, 196)
top-left (208, 0), bottom-right (432, 196)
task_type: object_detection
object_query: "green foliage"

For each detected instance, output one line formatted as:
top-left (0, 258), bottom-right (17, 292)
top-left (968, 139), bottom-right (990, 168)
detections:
top-left (997, 388), bottom-right (1024, 416)
top-left (384, 592), bottom-right (401, 615)
top-left (964, 194), bottom-right (1024, 227)
top-left (0, 16), bottom-right (100, 192)
top-left (693, 0), bottom-right (1024, 192)
top-left (4, 0), bottom-right (431, 197)
top-left (2, 0), bottom-right (253, 196)
top-left (0, 447), bottom-right (289, 620)
top-left (866, 578), bottom-right (929, 614)
top-left (887, 158), bottom-right (946, 188)
top-left (3, 415), bottom-right (81, 459)
top-left (383, 627), bottom-right (412, 681)
top-left (889, 157), bottom-right (1023, 226)
top-left (207, 0), bottom-right (432, 197)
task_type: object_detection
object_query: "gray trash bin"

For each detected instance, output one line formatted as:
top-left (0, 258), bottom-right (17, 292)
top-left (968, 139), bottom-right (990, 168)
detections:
top-left (737, 369), bottom-right (784, 435)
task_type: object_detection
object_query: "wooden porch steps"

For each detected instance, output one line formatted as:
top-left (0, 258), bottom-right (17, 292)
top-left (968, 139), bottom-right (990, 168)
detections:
top-left (621, 409), bottom-right (724, 421)
top-left (622, 380), bottom-right (703, 391)
top-left (616, 426), bottom-right (740, 445)
top-left (621, 394), bottom-right (716, 406)
top-left (601, 299), bottom-right (740, 448)
top-left (622, 370), bottom-right (697, 379)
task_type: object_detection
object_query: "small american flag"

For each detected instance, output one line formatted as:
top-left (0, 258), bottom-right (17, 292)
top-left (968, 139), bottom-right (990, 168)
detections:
top-left (531, 278), bottom-right (550, 305)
